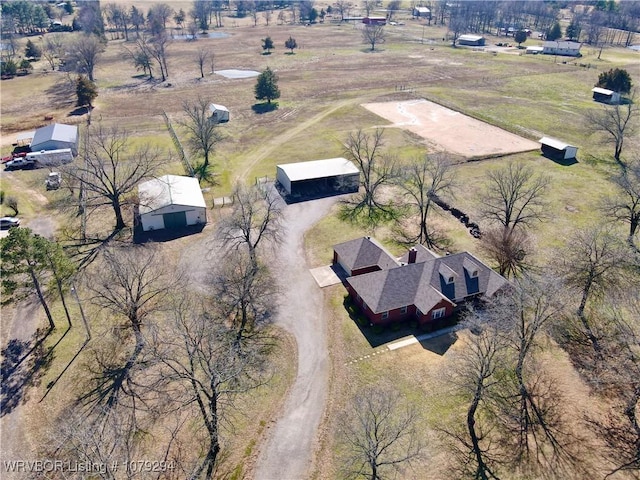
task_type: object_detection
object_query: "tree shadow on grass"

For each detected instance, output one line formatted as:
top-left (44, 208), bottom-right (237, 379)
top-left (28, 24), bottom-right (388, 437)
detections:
top-left (252, 103), bottom-right (278, 114)
top-left (1, 327), bottom-right (55, 416)
top-left (44, 76), bottom-right (75, 109)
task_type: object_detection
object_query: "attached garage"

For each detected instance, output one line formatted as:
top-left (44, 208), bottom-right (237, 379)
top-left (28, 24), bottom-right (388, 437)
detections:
top-left (138, 175), bottom-right (207, 232)
top-left (539, 137), bottom-right (578, 161)
top-left (276, 157), bottom-right (360, 198)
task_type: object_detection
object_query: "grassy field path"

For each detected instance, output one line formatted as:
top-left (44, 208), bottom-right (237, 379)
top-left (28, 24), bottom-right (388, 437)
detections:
top-left (236, 97), bottom-right (366, 183)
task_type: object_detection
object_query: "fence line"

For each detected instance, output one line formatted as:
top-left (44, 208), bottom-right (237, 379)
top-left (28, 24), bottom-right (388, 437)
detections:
top-left (162, 111), bottom-right (194, 177)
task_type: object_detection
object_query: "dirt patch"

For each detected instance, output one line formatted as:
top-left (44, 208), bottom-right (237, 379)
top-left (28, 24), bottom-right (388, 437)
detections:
top-left (362, 99), bottom-right (540, 157)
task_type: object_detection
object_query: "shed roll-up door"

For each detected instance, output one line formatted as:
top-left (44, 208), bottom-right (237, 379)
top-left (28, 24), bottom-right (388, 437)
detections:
top-left (163, 211), bottom-right (187, 229)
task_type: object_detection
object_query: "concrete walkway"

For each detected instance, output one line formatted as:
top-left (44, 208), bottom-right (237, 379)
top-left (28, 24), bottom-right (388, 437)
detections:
top-left (387, 325), bottom-right (461, 351)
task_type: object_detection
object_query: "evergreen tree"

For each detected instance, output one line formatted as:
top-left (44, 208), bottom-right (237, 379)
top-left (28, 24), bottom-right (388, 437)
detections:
top-left (514, 30), bottom-right (527, 46)
top-left (76, 75), bottom-right (98, 108)
top-left (254, 67), bottom-right (280, 104)
top-left (25, 39), bottom-right (41, 58)
top-left (597, 68), bottom-right (633, 94)
top-left (262, 36), bottom-right (274, 54)
top-left (565, 21), bottom-right (581, 41)
top-left (547, 22), bottom-right (562, 41)
top-left (284, 36), bottom-right (297, 53)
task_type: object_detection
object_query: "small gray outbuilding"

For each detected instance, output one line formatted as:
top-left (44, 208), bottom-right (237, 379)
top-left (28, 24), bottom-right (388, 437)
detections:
top-left (30, 123), bottom-right (79, 156)
top-left (539, 137), bottom-right (578, 161)
top-left (592, 87), bottom-right (621, 104)
top-left (208, 103), bottom-right (229, 123)
top-left (276, 157), bottom-right (360, 198)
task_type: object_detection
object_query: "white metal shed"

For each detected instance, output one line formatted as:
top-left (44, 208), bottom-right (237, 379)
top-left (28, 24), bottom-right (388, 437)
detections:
top-left (138, 175), bottom-right (207, 231)
top-left (539, 137), bottom-right (578, 160)
top-left (208, 103), bottom-right (229, 123)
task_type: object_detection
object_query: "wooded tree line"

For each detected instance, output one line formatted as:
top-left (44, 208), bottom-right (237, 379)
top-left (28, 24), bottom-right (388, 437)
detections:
top-left (438, 0), bottom-right (639, 46)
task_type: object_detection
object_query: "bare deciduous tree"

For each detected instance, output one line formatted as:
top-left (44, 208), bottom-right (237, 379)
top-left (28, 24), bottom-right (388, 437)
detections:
top-left (42, 32), bottom-right (65, 71)
top-left (67, 34), bottom-right (104, 82)
top-left (217, 183), bottom-right (283, 267)
top-left (338, 386), bottom-right (424, 480)
top-left (181, 96), bottom-right (221, 170)
top-left (155, 296), bottom-right (270, 479)
top-left (341, 128), bottom-right (397, 225)
top-left (560, 224), bottom-right (630, 354)
top-left (397, 153), bottom-right (457, 248)
top-left (586, 92), bottom-right (639, 166)
top-left (82, 245), bottom-right (177, 408)
top-left (212, 250), bottom-right (277, 346)
top-left (196, 47), bottom-right (211, 78)
top-left (490, 276), bottom-right (579, 474)
top-left (480, 162), bottom-right (549, 232)
top-left (444, 321), bottom-right (506, 480)
top-left (603, 160), bottom-right (640, 247)
top-left (362, 24), bottom-right (386, 51)
top-left (584, 298), bottom-right (640, 477)
top-left (479, 226), bottom-right (532, 278)
top-left (64, 125), bottom-right (164, 231)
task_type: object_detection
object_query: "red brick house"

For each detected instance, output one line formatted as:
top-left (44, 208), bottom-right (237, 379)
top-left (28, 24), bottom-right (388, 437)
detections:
top-left (333, 239), bottom-right (508, 327)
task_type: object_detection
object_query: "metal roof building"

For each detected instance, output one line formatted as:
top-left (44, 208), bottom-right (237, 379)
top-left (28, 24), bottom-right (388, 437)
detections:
top-left (138, 175), bottom-right (207, 231)
top-left (539, 137), bottom-right (578, 161)
top-left (276, 157), bottom-right (360, 198)
top-left (30, 123), bottom-right (79, 156)
top-left (458, 34), bottom-right (485, 46)
top-left (208, 103), bottom-right (229, 123)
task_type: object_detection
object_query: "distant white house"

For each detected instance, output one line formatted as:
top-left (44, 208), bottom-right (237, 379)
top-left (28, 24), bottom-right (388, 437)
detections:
top-left (539, 137), bottom-right (578, 161)
top-left (138, 175), bottom-right (207, 231)
top-left (413, 6), bottom-right (431, 18)
top-left (592, 87), bottom-right (621, 104)
top-left (526, 45), bottom-right (544, 54)
top-left (30, 123), bottom-right (79, 156)
top-left (542, 41), bottom-right (582, 57)
top-left (208, 103), bottom-right (229, 123)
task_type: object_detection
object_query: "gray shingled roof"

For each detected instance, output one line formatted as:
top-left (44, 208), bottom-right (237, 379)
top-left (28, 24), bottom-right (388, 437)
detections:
top-left (334, 237), bottom-right (398, 272)
top-left (343, 240), bottom-right (508, 314)
top-left (398, 244), bottom-right (439, 264)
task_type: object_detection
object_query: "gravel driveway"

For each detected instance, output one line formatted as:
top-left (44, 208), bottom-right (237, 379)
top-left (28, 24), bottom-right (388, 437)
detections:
top-left (253, 194), bottom-right (338, 480)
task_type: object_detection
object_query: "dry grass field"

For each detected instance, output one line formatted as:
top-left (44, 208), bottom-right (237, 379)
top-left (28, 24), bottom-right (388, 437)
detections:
top-left (1, 4), bottom-right (639, 480)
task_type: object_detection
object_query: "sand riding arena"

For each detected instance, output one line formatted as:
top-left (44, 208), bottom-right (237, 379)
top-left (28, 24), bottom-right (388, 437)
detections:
top-left (363, 99), bottom-right (540, 158)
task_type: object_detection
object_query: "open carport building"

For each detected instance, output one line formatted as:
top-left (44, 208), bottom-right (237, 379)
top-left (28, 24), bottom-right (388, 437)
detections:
top-left (276, 157), bottom-right (360, 197)
top-left (138, 175), bottom-right (207, 231)
top-left (539, 137), bottom-right (578, 161)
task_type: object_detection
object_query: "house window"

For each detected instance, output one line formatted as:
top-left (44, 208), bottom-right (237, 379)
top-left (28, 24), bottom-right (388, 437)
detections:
top-left (381, 311), bottom-right (389, 320)
top-left (416, 308), bottom-right (422, 317)
top-left (448, 276), bottom-right (454, 283)
top-left (363, 303), bottom-right (367, 312)
top-left (400, 306), bottom-right (408, 314)
top-left (432, 307), bottom-right (446, 320)
top-left (472, 270), bottom-right (478, 277)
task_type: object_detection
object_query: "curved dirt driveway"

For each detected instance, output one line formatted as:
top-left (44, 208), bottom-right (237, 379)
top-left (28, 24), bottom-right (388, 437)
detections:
top-left (253, 195), bottom-right (338, 480)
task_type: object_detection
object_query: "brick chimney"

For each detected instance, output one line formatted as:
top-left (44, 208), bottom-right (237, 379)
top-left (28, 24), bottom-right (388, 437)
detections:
top-left (408, 247), bottom-right (417, 264)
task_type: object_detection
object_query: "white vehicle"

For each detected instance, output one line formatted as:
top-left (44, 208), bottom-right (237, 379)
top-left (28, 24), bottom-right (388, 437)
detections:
top-left (5, 157), bottom-right (35, 170)
top-left (46, 172), bottom-right (61, 190)
top-left (25, 148), bottom-right (74, 167)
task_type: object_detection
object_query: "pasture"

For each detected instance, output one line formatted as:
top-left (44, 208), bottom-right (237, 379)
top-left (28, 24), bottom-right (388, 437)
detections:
top-left (1, 7), bottom-right (639, 479)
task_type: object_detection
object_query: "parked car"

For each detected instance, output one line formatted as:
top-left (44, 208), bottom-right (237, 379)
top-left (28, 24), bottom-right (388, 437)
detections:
top-left (5, 157), bottom-right (35, 170)
top-left (0, 217), bottom-right (20, 229)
